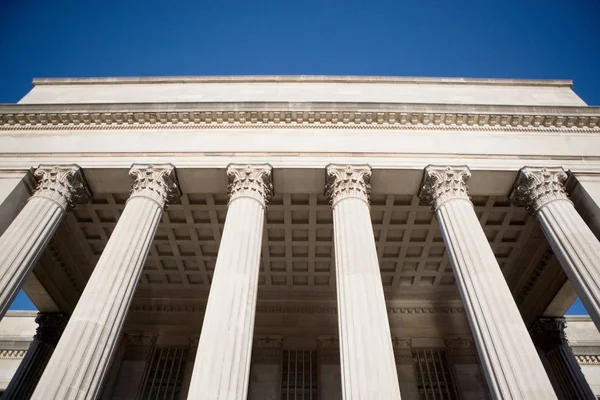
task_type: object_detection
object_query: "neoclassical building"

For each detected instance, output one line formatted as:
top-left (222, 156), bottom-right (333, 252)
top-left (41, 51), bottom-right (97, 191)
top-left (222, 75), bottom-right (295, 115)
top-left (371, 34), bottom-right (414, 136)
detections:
top-left (0, 76), bottom-right (599, 399)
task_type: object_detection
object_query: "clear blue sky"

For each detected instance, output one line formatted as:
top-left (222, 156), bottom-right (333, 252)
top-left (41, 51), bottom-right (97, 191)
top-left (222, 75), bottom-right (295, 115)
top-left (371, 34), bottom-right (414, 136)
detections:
top-left (1, 1), bottom-right (598, 314)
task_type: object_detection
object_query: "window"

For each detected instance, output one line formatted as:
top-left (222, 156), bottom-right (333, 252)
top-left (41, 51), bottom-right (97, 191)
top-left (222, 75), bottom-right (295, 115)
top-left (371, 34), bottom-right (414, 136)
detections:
top-left (281, 350), bottom-right (318, 399)
top-left (140, 347), bottom-right (189, 399)
top-left (412, 348), bottom-right (458, 400)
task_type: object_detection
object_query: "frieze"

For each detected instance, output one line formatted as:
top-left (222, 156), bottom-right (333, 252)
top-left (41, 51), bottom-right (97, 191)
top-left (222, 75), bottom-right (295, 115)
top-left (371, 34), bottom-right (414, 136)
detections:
top-left (129, 303), bottom-right (464, 315)
top-left (1, 110), bottom-right (600, 132)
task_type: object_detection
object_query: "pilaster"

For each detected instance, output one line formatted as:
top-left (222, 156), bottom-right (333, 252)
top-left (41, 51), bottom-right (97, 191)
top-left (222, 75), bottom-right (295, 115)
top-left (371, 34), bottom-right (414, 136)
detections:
top-left (187, 164), bottom-right (272, 400)
top-left (31, 164), bottom-right (178, 400)
top-left (420, 165), bottom-right (556, 399)
top-left (511, 167), bottom-right (600, 329)
top-left (0, 165), bottom-right (89, 318)
top-left (326, 164), bottom-right (401, 399)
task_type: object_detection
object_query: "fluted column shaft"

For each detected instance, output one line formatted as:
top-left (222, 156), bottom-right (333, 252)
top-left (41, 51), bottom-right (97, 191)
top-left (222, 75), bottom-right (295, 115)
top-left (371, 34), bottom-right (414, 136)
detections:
top-left (2, 313), bottom-right (68, 400)
top-left (326, 164), bottom-right (401, 399)
top-left (531, 318), bottom-right (595, 400)
top-left (31, 164), bottom-right (179, 400)
top-left (511, 167), bottom-right (600, 329)
top-left (0, 165), bottom-right (89, 318)
top-left (420, 165), bottom-right (556, 400)
top-left (187, 164), bottom-right (272, 400)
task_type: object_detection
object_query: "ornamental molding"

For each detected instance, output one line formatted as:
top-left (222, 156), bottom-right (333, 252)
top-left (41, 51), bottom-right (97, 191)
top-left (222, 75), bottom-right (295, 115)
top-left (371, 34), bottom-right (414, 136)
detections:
top-left (253, 335), bottom-right (283, 349)
top-left (325, 164), bottom-right (372, 207)
top-left (419, 165), bottom-right (471, 210)
top-left (444, 336), bottom-right (477, 355)
top-left (317, 336), bottom-right (339, 350)
top-left (124, 333), bottom-right (158, 347)
top-left (0, 349), bottom-right (27, 359)
top-left (516, 247), bottom-right (553, 305)
top-left (510, 167), bottom-right (571, 213)
top-left (227, 164), bottom-right (273, 207)
top-left (129, 164), bottom-right (180, 209)
top-left (129, 303), bottom-right (465, 315)
top-left (392, 337), bottom-right (412, 351)
top-left (445, 336), bottom-right (478, 363)
top-left (1, 108), bottom-right (600, 132)
top-left (576, 355), bottom-right (600, 365)
top-left (32, 165), bottom-right (91, 211)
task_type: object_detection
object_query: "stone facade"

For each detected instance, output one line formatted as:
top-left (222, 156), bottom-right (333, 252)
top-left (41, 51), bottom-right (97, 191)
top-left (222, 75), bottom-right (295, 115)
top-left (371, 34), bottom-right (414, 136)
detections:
top-left (0, 75), bottom-right (599, 398)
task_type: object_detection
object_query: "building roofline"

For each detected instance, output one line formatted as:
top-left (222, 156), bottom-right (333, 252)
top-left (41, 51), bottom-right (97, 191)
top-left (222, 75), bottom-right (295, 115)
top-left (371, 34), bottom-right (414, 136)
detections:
top-left (31, 75), bottom-right (574, 88)
top-left (565, 315), bottom-right (593, 322)
top-left (3, 310), bottom-right (38, 317)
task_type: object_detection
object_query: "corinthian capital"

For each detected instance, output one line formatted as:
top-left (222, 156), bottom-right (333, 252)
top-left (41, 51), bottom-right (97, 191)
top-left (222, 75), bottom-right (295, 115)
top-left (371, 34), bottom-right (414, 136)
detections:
top-left (419, 165), bottom-right (471, 210)
top-left (530, 317), bottom-right (568, 352)
top-left (34, 313), bottom-right (68, 346)
top-left (325, 164), bottom-right (371, 207)
top-left (227, 164), bottom-right (273, 207)
top-left (129, 164), bottom-right (180, 209)
top-left (33, 165), bottom-right (91, 211)
top-left (510, 167), bottom-right (570, 213)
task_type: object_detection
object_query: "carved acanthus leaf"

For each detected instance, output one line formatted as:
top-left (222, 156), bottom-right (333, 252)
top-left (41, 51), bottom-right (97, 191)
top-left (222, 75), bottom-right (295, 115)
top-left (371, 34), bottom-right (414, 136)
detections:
top-left (317, 336), bottom-right (339, 350)
top-left (510, 167), bottom-right (570, 213)
top-left (253, 335), bottom-right (283, 349)
top-left (34, 313), bottom-right (68, 346)
top-left (125, 333), bottom-right (158, 348)
top-left (392, 337), bottom-right (412, 351)
top-left (129, 164), bottom-right (180, 209)
top-left (419, 166), bottom-right (471, 210)
top-left (444, 336), bottom-right (477, 355)
top-left (530, 317), bottom-right (568, 351)
top-left (325, 164), bottom-right (371, 207)
top-left (227, 164), bottom-right (273, 207)
top-left (33, 165), bottom-right (91, 211)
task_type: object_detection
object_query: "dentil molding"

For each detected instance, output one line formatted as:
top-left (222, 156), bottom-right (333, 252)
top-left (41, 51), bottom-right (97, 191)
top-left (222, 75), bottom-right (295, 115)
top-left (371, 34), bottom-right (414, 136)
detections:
top-left (1, 108), bottom-right (600, 132)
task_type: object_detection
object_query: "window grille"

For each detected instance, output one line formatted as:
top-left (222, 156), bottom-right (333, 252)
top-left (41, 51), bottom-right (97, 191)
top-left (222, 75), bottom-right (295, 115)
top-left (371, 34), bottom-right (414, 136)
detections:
top-left (412, 348), bottom-right (458, 400)
top-left (281, 350), bottom-right (318, 400)
top-left (140, 347), bottom-right (188, 400)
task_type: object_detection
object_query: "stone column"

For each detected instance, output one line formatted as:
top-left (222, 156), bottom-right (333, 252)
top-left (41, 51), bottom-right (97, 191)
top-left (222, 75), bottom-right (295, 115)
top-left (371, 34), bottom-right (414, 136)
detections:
top-left (2, 313), bottom-right (68, 399)
top-left (419, 165), bottom-right (556, 399)
top-left (31, 164), bottom-right (179, 400)
top-left (511, 167), bottom-right (600, 329)
top-left (187, 164), bottom-right (272, 400)
top-left (531, 318), bottom-right (595, 400)
top-left (0, 165), bottom-right (89, 318)
top-left (325, 164), bottom-right (401, 399)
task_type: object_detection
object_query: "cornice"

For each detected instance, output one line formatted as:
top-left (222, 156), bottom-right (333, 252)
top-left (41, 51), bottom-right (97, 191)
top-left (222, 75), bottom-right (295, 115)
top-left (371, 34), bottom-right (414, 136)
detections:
top-left (31, 75), bottom-right (574, 87)
top-left (1, 103), bottom-right (599, 131)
